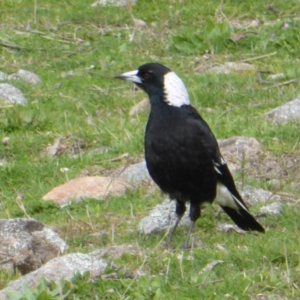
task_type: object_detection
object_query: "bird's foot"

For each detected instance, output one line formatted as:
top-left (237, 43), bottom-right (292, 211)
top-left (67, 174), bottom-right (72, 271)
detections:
top-left (181, 237), bottom-right (205, 250)
top-left (180, 243), bottom-right (191, 250)
top-left (163, 242), bottom-right (174, 250)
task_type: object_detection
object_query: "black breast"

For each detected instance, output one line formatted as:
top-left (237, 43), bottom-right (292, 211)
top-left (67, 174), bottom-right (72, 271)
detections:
top-left (145, 104), bottom-right (217, 203)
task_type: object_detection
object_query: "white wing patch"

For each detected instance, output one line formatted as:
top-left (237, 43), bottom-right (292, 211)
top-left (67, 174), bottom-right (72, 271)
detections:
top-left (214, 165), bottom-right (222, 175)
top-left (213, 159), bottom-right (225, 175)
top-left (163, 72), bottom-right (190, 107)
top-left (215, 182), bottom-right (248, 212)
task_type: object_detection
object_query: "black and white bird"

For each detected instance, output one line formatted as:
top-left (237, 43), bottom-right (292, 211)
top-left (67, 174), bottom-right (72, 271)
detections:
top-left (115, 63), bottom-right (265, 248)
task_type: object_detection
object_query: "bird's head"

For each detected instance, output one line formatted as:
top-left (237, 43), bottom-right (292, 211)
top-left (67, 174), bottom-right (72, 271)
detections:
top-left (115, 63), bottom-right (190, 107)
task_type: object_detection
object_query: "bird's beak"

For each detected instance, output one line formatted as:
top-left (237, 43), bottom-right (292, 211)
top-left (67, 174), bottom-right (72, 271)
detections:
top-left (114, 70), bottom-right (142, 84)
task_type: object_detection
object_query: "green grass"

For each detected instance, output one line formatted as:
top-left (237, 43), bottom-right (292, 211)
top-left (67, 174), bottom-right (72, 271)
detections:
top-left (1, 0), bottom-right (300, 298)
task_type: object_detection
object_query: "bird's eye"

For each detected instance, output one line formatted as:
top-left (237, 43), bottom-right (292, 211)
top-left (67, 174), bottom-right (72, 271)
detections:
top-left (143, 73), bottom-right (150, 80)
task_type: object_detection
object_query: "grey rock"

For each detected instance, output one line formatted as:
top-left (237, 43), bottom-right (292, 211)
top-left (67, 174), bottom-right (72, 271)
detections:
top-left (206, 62), bottom-right (255, 74)
top-left (138, 199), bottom-right (190, 235)
top-left (260, 202), bottom-right (282, 215)
top-left (0, 83), bottom-right (27, 105)
top-left (10, 69), bottom-right (41, 85)
top-left (265, 97), bottom-right (300, 124)
top-left (91, 0), bottom-right (136, 7)
top-left (217, 137), bottom-right (298, 186)
top-left (120, 161), bottom-right (152, 186)
top-left (237, 184), bottom-right (282, 206)
top-left (218, 136), bottom-right (263, 173)
top-left (0, 71), bottom-right (8, 81)
top-left (0, 253), bottom-right (108, 299)
top-left (0, 218), bottom-right (67, 274)
top-left (219, 136), bottom-right (262, 158)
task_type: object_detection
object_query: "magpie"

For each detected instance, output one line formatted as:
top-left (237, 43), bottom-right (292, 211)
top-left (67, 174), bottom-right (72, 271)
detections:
top-left (115, 63), bottom-right (265, 248)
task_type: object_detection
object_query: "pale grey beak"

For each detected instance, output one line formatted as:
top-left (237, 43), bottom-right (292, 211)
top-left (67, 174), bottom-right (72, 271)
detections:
top-left (114, 70), bottom-right (142, 84)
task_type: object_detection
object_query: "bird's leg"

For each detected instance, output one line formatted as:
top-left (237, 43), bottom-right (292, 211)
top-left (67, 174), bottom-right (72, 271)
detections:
top-left (183, 221), bottom-right (195, 249)
top-left (166, 200), bottom-right (186, 247)
top-left (183, 203), bottom-right (201, 249)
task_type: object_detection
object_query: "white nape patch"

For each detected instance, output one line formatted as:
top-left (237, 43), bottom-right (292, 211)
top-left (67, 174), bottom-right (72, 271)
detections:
top-left (215, 182), bottom-right (248, 212)
top-left (163, 72), bottom-right (190, 107)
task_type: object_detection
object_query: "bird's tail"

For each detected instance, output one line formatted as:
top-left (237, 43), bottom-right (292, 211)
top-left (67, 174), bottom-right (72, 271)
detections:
top-left (215, 181), bottom-right (265, 233)
top-left (220, 205), bottom-right (265, 233)
top-left (214, 160), bottom-right (265, 233)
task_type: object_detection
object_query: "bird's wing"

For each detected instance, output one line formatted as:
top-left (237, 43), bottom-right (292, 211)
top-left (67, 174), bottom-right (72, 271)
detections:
top-left (185, 106), bottom-right (265, 233)
top-left (184, 105), bottom-right (223, 166)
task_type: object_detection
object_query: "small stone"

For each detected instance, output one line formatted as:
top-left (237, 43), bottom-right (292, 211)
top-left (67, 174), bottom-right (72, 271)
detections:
top-left (119, 161), bottom-right (152, 186)
top-left (198, 260), bottom-right (224, 275)
top-left (0, 83), bottom-right (27, 105)
top-left (260, 202), bottom-right (282, 215)
top-left (133, 18), bottom-right (147, 29)
top-left (2, 137), bottom-right (10, 146)
top-left (204, 107), bottom-right (214, 113)
top-left (46, 137), bottom-right (62, 157)
top-left (216, 223), bottom-right (246, 234)
top-left (265, 97), bottom-right (300, 125)
top-left (0, 159), bottom-right (7, 167)
top-left (61, 70), bottom-right (76, 78)
top-left (91, 0), bottom-right (137, 7)
top-left (266, 73), bottom-right (285, 81)
top-left (0, 71), bottom-right (8, 81)
top-left (247, 20), bottom-right (260, 28)
top-left (130, 118), bottom-right (138, 124)
top-left (237, 184), bottom-right (281, 206)
top-left (215, 244), bottom-right (228, 252)
top-left (267, 178), bottom-right (282, 189)
top-left (10, 69), bottom-right (41, 85)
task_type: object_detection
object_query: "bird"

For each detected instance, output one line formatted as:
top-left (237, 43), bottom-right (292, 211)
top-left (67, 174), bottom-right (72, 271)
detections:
top-left (115, 63), bottom-right (265, 248)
